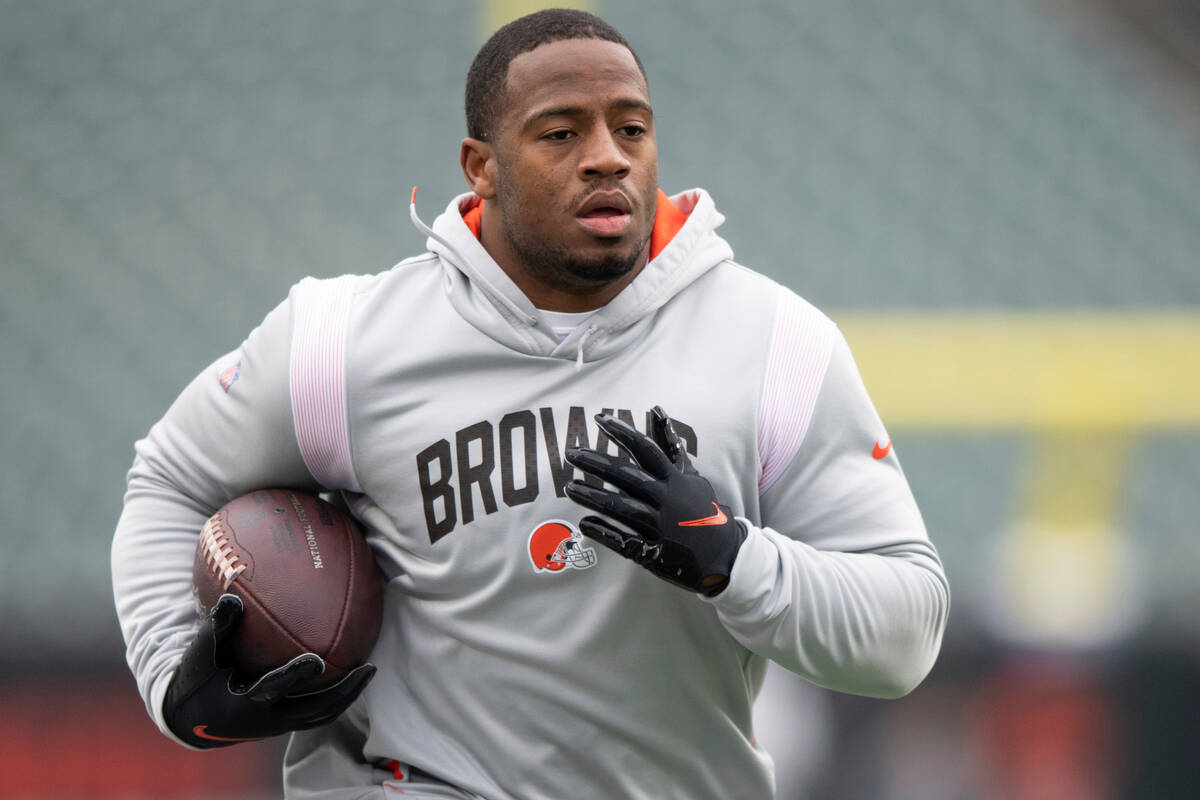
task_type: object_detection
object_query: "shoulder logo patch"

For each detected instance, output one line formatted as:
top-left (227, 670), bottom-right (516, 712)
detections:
top-left (219, 360), bottom-right (241, 393)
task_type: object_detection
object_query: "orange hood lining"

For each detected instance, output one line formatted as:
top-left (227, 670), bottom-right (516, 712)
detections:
top-left (460, 189), bottom-right (687, 262)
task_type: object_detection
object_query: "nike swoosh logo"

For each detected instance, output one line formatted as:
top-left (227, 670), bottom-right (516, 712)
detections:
top-left (873, 439), bottom-right (892, 459)
top-left (192, 725), bottom-right (266, 743)
top-left (679, 502), bottom-right (728, 527)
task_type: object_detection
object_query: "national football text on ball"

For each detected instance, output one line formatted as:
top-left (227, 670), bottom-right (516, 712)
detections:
top-left (287, 492), bottom-right (326, 570)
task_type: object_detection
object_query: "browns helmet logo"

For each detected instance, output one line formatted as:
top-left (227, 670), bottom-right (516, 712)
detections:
top-left (528, 520), bottom-right (597, 573)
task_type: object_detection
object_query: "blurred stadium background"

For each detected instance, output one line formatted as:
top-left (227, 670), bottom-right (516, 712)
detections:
top-left (2, 0), bottom-right (1199, 796)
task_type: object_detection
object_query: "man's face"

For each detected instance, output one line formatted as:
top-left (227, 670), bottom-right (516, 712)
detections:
top-left (489, 38), bottom-right (658, 292)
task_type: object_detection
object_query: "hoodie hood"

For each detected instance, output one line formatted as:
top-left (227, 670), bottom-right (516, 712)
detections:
top-left (412, 189), bottom-right (735, 364)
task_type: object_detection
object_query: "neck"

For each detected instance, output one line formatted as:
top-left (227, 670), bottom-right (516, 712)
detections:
top-left (478, 203), bottom-right (648, 312)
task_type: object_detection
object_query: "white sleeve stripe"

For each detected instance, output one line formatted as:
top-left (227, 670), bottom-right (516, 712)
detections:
top-left (290, 278), bottom-right (361, 492)
top-left (757, 292), bottom-right (836, 495)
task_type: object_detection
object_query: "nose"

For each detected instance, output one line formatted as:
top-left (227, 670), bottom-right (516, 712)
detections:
top-left (578, 128), bottom-right (631, 180)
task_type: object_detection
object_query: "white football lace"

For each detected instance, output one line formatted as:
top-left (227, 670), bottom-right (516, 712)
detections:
top-left (199, 514), bottom-right (246, 590)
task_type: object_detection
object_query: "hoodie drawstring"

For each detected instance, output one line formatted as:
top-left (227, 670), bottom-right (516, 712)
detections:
top-left (408, 187), bottom-right (462, 259)
top-left (576, 325), bottom-right (596, 372)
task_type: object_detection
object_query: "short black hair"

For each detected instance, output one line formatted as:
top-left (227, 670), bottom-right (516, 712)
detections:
top-left (465, 8), bottom-right (646, 141)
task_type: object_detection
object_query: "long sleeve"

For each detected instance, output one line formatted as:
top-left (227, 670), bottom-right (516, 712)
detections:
top-left (110, 293), bottom-right (319, 743)
top-left (706, 318), bottom-right (949, 699)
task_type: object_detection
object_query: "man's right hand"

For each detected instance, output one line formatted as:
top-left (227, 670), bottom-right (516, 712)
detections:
top-left (163, 594), bottom-right (375, 748)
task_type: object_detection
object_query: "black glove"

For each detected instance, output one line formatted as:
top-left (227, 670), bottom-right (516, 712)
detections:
top-left (163, 594), bottom-right (375, 748)
top-left (565, 407), bottom-right (747, 596)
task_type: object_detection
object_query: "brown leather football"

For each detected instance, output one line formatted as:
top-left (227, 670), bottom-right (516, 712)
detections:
top-left (193, 488), bottom-right (383, 690)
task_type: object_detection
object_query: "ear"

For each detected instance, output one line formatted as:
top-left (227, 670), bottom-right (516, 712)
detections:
top-left (460, 138), bottom-right (498, 199)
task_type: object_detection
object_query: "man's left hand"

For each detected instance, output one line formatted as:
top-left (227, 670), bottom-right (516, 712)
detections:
top-left (565, 406), bottom-right (746, 596)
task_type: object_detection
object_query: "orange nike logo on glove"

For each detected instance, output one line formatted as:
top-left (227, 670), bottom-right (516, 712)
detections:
top-left (873, 439), bottom-right (892, 459)
top-left (193, 725), bottom-right (267, 743)
top-left (679, 502), bottom-right (728, 527)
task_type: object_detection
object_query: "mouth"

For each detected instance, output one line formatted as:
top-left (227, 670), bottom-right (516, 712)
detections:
top-left (575, 192), bottom-right (633, 238)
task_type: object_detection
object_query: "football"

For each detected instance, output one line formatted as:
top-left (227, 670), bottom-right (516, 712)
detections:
top-left (193, 488), bottom-right (383, 690)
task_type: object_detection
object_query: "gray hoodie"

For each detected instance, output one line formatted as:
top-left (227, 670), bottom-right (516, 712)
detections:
top-left (112, 189), bottom-right (948, 799)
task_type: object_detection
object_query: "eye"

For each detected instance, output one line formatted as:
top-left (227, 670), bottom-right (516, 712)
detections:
top-left (541, 129), bottom-right (574, 141)
top-left (618, 124), bottom-right (647, 137)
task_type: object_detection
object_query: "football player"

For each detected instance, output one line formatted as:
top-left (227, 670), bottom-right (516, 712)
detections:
top-left (113, 9), bottom-right (949, 798)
